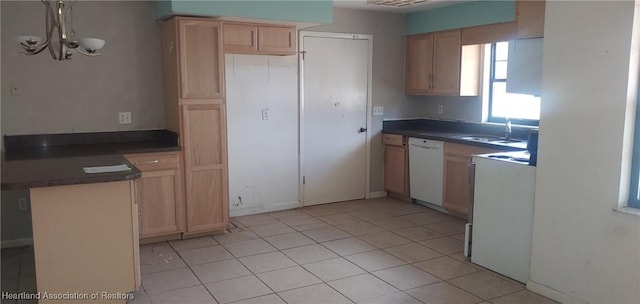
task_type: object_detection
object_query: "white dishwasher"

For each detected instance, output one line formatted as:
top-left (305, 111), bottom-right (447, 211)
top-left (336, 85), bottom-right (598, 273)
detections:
top-left (408, 137), bottom-right (444, 206)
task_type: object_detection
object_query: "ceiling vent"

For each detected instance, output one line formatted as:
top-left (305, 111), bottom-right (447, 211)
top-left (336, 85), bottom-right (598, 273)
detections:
top-left (367, 0), bottom-right (427, 7)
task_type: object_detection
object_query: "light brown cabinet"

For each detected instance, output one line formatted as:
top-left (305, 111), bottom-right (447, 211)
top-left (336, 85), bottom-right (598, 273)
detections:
top-left (443, 143), bottom-right (500, 219)
top-left (162, 16), bottom-right (229, 236)
top-left (383, 134), bottom-right (410, 200)
top-left (178, 19), bottom-right (225, 99)
top-left (258, 26), bottom-right (296, 55)
top-left (223, 22), bottom-right (296, 55)
top-left (182, 104), bottom-right (229, 233)
top-left (30, 181), bottom-right (140, 299)
top-left (125, 152), bottom-right (185, 239)
top-left (405, 30), bottom-right (461, 95)
top-left (516, 0), bottom-right (545, 39)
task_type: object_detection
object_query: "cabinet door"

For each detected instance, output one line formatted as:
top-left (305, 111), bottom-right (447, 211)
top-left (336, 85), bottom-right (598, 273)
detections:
top-left (384, 145), bottom-right (407, 196)
top-left (516, 0), bottom-right (545, 39)
top-left (179, 19), bottom-right (225, 99)
top-left (432, 30), bottom-right (461, 95)
top-left (136, 170), bottom-right (182, 237)
top-left (125, 152), bottom-right (185, 238)
top-left (405, 33), bottom-right (433, 94)
top-left (443, 155), bottom-right (472, 218)
top-left (258, 26), bottom-right (296, 55)
top-left (223, 23), bottom-right (258, 53)
top-left (182, 104), bottom-right (229, 233)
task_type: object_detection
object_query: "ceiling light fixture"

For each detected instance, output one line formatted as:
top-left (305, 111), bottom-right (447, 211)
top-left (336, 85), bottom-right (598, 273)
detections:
top-left (367, 0), bottom-right (427, 7)
top-left (17, 0), bottom-right (105, 60)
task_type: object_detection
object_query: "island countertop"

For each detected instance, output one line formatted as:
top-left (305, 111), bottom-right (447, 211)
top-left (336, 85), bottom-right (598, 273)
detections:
top-left (1, 154), bottom-right (142, 190)
top-left (1, 130), bottom-right (180, 190)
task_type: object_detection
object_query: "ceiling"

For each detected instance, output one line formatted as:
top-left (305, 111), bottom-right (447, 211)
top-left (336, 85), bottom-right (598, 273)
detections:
top-left (333, 0), bottom-right (474, 13)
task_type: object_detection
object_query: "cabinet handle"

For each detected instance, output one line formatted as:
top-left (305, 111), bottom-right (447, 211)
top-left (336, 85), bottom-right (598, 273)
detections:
top-left (135, 160), bottom-right (159, 165)
top-left (411, 144), bottom-right (439, 150)
top-left (428, 74), bottom-right (432, 89)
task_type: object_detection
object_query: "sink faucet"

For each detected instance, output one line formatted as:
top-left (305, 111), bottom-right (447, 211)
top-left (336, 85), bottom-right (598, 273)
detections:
top-left (505, 118), bottom-right (512, 140)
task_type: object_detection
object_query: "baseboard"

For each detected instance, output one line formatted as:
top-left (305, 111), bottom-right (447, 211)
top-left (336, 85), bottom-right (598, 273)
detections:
top-left (527, 279), bottom-right (587, 304)
top-left (1, 237), bottom-right (33, 249)
top-left (230, 201), bottom-right (302, 217)
top-left (368, 191), bottom-right (388, 199)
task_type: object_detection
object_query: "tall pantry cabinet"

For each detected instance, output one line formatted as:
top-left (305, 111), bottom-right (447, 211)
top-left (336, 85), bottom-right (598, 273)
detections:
top-left (161, 17), bottom-right (229, 235)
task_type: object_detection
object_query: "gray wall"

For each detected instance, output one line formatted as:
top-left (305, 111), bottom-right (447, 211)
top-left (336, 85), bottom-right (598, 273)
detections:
top-left (0, 1), bottom-right (164, 245)
top-left (1, 1), bottom-right (165, 136)
top-left (419, 95), bottom-right (483, 122)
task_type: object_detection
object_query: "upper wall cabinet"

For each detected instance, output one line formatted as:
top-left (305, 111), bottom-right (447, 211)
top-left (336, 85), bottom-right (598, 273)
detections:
top-left (516, 0), bottom-right (545, 39)
top-left (179, 20), bottom-right (225, 99)
top-left (405, 30), bottom-right (461, 95)
top-left (223, 22), bottom-right (297, 56)
top-left (405, 30), bottom-right (481, 96)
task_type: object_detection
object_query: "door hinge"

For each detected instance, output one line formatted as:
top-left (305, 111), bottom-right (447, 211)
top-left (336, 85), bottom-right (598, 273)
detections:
top-left (300, 50), bottom-right (307, 60)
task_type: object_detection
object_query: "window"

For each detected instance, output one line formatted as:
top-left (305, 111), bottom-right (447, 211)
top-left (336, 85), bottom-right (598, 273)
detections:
top-left (487, 41), bottom-right (541, 126)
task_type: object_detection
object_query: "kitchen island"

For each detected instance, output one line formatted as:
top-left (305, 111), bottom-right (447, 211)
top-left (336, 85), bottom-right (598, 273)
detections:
top-left (1, 130), bottom-right (179, 303)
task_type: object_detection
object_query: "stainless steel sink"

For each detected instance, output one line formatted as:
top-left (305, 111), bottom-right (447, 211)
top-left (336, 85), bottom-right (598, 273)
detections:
top-left (456, 135), bottom-right (523, 144)
top-left (457, 135), bottom-right (502, 142)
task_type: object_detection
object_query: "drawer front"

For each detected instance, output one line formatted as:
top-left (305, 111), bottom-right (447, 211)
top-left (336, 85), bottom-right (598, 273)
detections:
top-left (383, 134), bottom-right (405, 146)
top-left (125, 152), bottom-right (180, 172)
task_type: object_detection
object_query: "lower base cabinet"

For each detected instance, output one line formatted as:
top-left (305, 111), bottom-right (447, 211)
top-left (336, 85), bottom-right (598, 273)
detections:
top-left (383, 134), bottom-right (410, 200)
top-left (30, 181), bottom-right (140, 303)
top-left (443, 142), bottom-right (500, 219)
top-left (124, 152), bottom-right (185, 239)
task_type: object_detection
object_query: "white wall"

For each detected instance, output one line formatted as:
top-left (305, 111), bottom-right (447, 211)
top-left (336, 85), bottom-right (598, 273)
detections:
top-left (1, 1), bottom-right (164, 135)
top-left (225, 54), bottom-right (299, 216)
top-left (529, 1), bottom-right (640, 303)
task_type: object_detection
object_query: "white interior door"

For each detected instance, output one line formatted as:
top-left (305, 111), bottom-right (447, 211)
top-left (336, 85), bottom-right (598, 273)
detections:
top-left (302, 33), bottom-right (370, 206)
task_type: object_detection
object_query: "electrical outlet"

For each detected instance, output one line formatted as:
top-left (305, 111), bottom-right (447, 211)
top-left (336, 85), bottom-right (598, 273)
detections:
top-left (438, 105), bottom-right (444, 114)
top-left (261, 109), bottom-right (269, 120)
top-left (18, 198), bottom-right (28, 211)
top-left (10, 86), bottom-right (20, 96)
top-left (119, 112), bottom-right (132, 124)
top-left (373, 106), bottom-right (384, 116)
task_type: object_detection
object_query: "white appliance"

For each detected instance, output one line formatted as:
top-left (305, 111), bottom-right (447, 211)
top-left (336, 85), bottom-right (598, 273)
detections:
top-left (470, 153), bottom-right (536, 283)
top-left (408, 137), bottom-right (444, 206)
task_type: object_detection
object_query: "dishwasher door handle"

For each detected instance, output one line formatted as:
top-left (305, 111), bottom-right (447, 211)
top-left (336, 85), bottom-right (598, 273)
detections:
top-left (411, 144), bottom-right (439, 150)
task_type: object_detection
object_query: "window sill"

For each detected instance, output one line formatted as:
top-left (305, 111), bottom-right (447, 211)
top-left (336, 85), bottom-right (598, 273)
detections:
top-left (613, 207), bottom-right (640, 217)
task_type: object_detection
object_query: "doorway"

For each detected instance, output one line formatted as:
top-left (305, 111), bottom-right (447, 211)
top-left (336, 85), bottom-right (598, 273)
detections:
top-left (299, 32), bottom-right (372, 206)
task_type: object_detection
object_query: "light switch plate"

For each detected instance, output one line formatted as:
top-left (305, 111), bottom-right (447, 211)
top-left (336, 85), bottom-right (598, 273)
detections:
top-left (261, 109), bottom-right (269, 120)
top-left (119, 112), bottom-right (132, 124)
top-left (373, 106), bottom-right (384, 116)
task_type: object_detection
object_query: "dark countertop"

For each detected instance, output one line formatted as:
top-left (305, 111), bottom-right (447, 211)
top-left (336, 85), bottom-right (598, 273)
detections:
top-left (382, 119), bottom-right (535, 151)
top-left (1, 154), bottom-right (142, 190)
top-left (1, 130), bottom-right (180, 190)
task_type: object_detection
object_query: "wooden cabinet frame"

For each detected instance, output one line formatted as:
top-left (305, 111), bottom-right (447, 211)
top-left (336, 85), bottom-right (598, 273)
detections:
top-left (405, 30), bottom-right (464, 96)
top-left (223, 22), bottom-right (296, 55)
top-left (383, 134), bottom-right (410, 201)
top-left (125, 152), bottom-right (185, 239)
top-left (443, 143), bottom-right (501, 219)
top-left (182, 103), bottom-right (229, 233)
top-left (162, 16), bottom-right (230, 237)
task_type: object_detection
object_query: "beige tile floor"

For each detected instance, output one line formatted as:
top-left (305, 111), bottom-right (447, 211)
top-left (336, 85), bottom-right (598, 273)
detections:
top-left (131, 197), bottom-right (557, 304)
top-left (0, 197), bottom-right (558, 304)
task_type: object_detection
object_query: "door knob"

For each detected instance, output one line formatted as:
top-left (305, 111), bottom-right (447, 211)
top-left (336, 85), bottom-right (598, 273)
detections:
top-left (358, 127), bottom-right (367, 133)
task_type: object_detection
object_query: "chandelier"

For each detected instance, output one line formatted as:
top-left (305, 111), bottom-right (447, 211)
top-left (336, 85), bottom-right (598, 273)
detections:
top-left (16, 0), bottom-right (105, 60)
